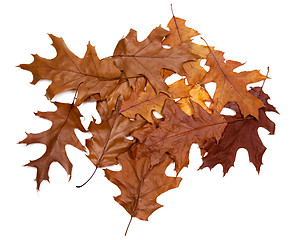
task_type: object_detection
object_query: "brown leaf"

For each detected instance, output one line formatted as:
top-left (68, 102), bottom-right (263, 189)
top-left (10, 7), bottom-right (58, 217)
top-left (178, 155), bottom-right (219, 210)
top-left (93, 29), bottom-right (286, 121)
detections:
top-left (199, 88), bottom-right (277, 175)
top-left (105, 145), bottom-right (181, 232)
top-left (163, 17), bottom-right (200, 47)
top-left (112, 27), bottom-right (196, 94)
top-left (248, 87), bottom-right (278, 113)
top-left (188, 42), bottom-right (212, 59)
top-left (86, 100), bottom-right (146, 168)
top-left (119, 83), bottom-right (168, 123)
top-left (162, 16), bottom-right (210, 85)
top-left (183, 58), bottom-right (208, 85)
top-left (133, 99), bottom-right (227, 173)
top-left (106, 76), bottom-right (146, 114)
top-left (183, 42), bottom-right (212, 85)
top-left (201, 49), bottom-right (266, 118)
top-left (119, 78), bottom-right (209, 122)
top-left (160, 68), bottom-right (175, 80)
top-left (19, 102), bottom-right (86, 189)
top-left (19, 34), bottom-right (122, 106)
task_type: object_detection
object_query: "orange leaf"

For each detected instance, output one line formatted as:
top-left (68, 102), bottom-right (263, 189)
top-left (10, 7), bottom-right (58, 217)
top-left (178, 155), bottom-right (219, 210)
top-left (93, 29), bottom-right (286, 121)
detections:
top-left (168, 78), bottom-right (193, 98)
top-left (163, 17), bottom-right (199, 47)
top-left (201, 49), bottom-right (266, 118)
top-left (177, 85), bottom-right (212, 116)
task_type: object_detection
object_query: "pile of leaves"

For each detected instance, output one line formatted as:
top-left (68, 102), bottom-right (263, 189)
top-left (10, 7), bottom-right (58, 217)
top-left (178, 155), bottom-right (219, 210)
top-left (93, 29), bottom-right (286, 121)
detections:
top-left (19, 12), bottom-right (277, 235)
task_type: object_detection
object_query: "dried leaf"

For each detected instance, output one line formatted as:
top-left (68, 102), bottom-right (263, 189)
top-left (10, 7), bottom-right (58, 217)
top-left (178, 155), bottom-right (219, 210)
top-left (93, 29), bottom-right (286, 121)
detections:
top-left (169, 79), bottom-right (212, 115)
top-left (183, 58), bottom-right (208, 85)
top-left (119, 78), bottom-right (195, 123)
top-left (163, 16), bottom-right (210, 85)
top-left (133, 99), bottom-right (227, 173)
top-left (105, 145), bottom-right (181, 230)
top-left (201, 49), bottom-right (266, 118)
top-left (19, 102), bottom-right (86, 189)
top-left (119, 83), bottom-right (168, 123)
top-left (19, 34), bottom-right (122, 106)
top-left (199, 88), bottom-right (277, 174)
top-left (163, 17), bottom-right (200, 47)
top-left (113, 27), bottom-right (196, 94)
top-left (168, 78), bottom-right (193, 98)
top-left (106, 76), bottom-right (146, 114)
top-left (86, 100), bottom-right (146, 168)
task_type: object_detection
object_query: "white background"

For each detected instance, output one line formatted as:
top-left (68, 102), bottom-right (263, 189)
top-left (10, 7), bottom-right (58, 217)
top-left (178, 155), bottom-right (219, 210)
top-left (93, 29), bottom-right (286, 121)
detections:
top-left (0, 0), bottom-right (295, 239)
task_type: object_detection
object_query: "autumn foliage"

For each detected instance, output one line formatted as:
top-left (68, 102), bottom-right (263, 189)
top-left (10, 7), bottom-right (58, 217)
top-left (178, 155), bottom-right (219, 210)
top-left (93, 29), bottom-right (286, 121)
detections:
top-left (19, 11), bottom-right (277, 235)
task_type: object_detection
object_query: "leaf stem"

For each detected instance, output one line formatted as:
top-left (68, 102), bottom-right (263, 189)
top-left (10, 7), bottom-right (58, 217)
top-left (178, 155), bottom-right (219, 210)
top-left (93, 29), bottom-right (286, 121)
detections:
top-left (76, 168), bottom-right (98, 188)
top-left (125, 216), bottom-right (133, 236)
top-left (170, 4), bottom-right (182, 43)
top-left (60, 81), bottom-right (84, 130)
top-left (259, 67), bottom-right (269, 96)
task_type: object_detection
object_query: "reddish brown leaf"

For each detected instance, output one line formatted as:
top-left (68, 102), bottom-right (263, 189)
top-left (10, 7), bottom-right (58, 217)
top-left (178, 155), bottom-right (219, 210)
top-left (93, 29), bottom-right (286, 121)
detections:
top-left (105, 145), bottom-right (181, 234)
top-left (199, 88), bottom-right (277, 175)
top-left (249, 87), bottom-right (278, 113)
top-left (19, 102), bottom-right (86, 189)
top-left (112, 26), bottom-right (196, 94)
top-left (133, 99), bottom-right (227, 174)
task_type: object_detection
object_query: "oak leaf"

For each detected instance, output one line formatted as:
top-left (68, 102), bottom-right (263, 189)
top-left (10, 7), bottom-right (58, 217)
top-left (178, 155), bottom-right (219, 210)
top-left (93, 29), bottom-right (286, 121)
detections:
top-left (163, 16), bottom-right (200, 47)
top-left (106, 76), bottom-right (146, 114)
top-left (19, 34), bottom-right (122, 106)
top-left (119, 78), bottom-right (204, 122)
top-left (19, 102), bottom-right (86, 189)
top-left (200, 49), bottom-right (266, 118)
top-left (168, 78), bottom-right (193, 98)
top-left (248, 87), bottom-right (278, 113)
top-left (168, 79), bottom-right (212, 115)
top-left (105, 145), bottom-right (181, 234)
top-left (199, 87), bottom-right (277, 175)
top-left (177, 84), bottom-right (212, 115)
top-left (119, 83), bottom-right (168, 123)
top-left (86, 100), bottom-right (146, 168)
top-left (184, 43), bottom-right (212, 84)
top-left (112, 26), bottom-right (196, 94)
top-left (163, 16), bottom-right (210, 85)
top-left (133, 99), bottom-right (227, 173)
